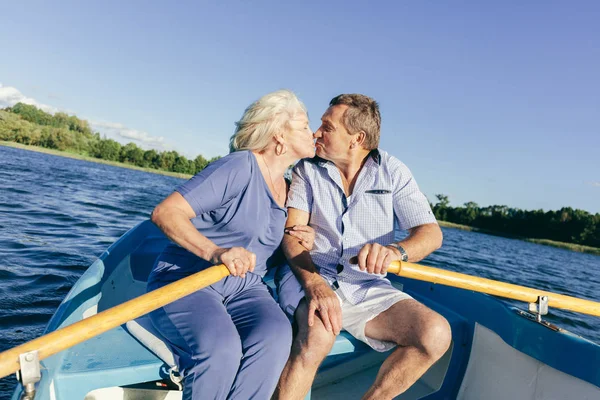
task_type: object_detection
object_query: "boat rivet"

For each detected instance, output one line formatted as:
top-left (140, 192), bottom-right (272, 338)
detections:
top-left (25, 353), bottom-right (34, 362)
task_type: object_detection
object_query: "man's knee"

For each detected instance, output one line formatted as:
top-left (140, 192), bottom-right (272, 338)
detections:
top-left (293, 302), bottom-right (336, 367)
top-left (295, 326), bottom-right (336, 367)
top-left (419, 314), bottom-right (452, 360)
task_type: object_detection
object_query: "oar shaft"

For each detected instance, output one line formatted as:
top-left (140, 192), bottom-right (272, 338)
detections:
top-left (387, 261), bottom-right (600, 317)
top-left (0, 264), bottom-right (230, 380)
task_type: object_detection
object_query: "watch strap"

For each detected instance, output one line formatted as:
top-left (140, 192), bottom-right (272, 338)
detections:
top-left (387, 243), bottom-right (408, 262)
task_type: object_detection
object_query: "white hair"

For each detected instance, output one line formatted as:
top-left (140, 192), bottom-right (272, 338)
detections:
top-left (229, 89), bottom-right (307, 153)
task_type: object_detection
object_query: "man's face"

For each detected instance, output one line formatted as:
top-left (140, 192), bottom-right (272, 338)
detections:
top-left (314, 104), bottom-right (353, 162)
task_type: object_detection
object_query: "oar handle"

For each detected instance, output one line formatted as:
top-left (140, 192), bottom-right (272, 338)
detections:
top-left (386, 260), bottom-right (600, 317)
top-left (0, 264), bottom-right (231, 380)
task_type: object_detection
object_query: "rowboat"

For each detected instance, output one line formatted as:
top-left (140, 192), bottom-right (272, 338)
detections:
top-left (5, 220), bottom-right (600, 399)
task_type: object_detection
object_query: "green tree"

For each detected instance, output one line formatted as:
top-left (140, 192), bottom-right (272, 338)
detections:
top-left (194, 154), bottom-right (209, 173)
top-left (93, 138), bottom-right (122, 161)
top-left (120, 142), bottom-right (144, 165)
top-left (143, 149), bottom-right (160, 168)
top-left (159, 150), bottom-right (178, 171)
top-left (432, 194), bottom-right (450, 221)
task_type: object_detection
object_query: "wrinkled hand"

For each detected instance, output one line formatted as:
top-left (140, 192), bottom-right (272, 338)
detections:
top-left (356, 243), bottom-right (402, 275)
top-left (305, 279), bottom-right (342, 335)
top-left (285, 224), bottom-right (316, 250)
top-left (210, 247), bottom-right (256, 278)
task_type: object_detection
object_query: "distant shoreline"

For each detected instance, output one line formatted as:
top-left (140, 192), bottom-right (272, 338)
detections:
top-left (0, 141), bottom-right (193, 180)
top-left (3, 141), bottom-right (599, 256)
top-left (438, 221), bottom-right (600, 256)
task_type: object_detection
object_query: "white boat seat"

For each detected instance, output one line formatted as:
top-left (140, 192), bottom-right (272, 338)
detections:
top-left (126, 314), bottom-right (176, 369)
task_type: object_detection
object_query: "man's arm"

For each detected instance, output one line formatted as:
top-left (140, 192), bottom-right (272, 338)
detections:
top-left (283, 208), bottom-right (342, 335)
top-left (394, 222), bottom-right (443, 262)
top-left (282, 208), bottom-right (320, 288)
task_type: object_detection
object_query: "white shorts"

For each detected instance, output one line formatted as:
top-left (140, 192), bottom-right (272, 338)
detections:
top-left (276, 266), bottom-right (412, 352)
top-left (335, 283), bottom-right (412, 352)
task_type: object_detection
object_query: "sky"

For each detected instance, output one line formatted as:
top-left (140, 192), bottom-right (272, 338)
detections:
top-left (1, 1), bottom-right (598, 214)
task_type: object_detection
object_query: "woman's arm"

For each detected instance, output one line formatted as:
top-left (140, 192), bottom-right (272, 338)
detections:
top-left (151, 192), bottom-right (255, 277)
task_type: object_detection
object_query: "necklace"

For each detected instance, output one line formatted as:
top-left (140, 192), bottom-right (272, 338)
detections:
top-left (262, 154), bottom-right (282, 200)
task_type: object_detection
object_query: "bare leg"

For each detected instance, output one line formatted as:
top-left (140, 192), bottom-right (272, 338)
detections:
top-left (273, 299), bottom-right (337, 400)
top-left (362, 299), bottom-right (451, 400)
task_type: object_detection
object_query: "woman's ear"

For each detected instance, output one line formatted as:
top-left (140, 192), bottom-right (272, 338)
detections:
top-left (274, 133), bottom-right (286, 145)
top-left (274, 133), bottom-right (288, 156)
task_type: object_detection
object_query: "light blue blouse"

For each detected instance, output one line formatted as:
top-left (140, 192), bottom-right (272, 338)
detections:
top-left (149, 151), bottom-right (287, 282)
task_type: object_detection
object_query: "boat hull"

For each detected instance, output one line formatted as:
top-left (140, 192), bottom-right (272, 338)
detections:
top-left (11, 220), bottom-right (600, 399)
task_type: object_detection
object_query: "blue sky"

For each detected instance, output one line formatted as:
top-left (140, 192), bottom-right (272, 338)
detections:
top-left (1, 1), bottom-right (598, 213)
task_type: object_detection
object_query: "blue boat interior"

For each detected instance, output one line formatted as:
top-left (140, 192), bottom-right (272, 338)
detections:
top-left (13, 220), bottom-right (600, 400)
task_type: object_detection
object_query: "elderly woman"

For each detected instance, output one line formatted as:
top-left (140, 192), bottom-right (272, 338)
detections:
top-left (147, 90), bottom-right (316, 399)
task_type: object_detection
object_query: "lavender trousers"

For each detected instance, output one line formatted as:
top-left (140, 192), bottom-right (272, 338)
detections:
top-left (148, 273), bottom-right (292, 400)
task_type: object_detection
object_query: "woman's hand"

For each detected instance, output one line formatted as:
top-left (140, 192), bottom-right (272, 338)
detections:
top-left (285, 225), bottom-right (315, 250)
top-left (210, 247), bottom-right (256, 278)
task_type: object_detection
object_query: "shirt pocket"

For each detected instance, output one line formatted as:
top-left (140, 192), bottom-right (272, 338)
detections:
top-left (362, 190), bottom-right (393, 218)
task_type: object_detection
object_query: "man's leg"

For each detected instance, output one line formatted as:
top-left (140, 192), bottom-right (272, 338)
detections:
top-left (273, 299), bottom-right (337, 400)
top-left (362, 299), bottom-right (451, 400)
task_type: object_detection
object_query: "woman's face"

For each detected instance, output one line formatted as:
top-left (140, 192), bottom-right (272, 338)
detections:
top-left (285, 113), bottom-right (315, 159)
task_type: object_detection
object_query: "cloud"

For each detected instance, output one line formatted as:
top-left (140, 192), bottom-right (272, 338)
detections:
top-left (587, 181), bottom-right (600, 188)
top-left (0, 82), bottom-right (60, 114)
top-left (89, 120), bottom-right (168, 149)
top-left (0, 83), bottom-right (170, 151)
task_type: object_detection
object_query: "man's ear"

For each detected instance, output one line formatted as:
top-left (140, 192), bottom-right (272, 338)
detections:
top-left (353, 131), bottom-right (366, 147)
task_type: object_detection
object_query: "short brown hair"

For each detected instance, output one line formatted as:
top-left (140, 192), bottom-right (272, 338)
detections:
top-left (329, 94), bottom-right (381, 150)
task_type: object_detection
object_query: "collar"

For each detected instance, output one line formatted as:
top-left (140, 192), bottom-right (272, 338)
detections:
top-left (310, 148), bottom-right (381, 167)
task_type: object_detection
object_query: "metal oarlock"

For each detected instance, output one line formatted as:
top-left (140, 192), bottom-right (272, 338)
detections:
top-left (16, 350), bottom-right (41, 400)
top-left (529, 295), bottom-right (549, 323)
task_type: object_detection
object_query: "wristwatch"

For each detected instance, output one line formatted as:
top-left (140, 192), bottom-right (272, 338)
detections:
top-left (387, 243), bottom-right (409, 262)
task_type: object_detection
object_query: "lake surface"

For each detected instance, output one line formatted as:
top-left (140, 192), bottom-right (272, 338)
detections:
top-left (1, 145), bottom-right (599, 397)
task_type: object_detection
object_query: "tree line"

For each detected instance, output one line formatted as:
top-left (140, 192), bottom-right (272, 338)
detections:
top-left (432, 194), bottom-right (600, 248)
top-left (0, 103), bottom-right (219, 175)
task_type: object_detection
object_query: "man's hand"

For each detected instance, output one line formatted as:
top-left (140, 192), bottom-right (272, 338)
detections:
top-left (356, 243), bottom-right (403, 275)
top-left (285, 224), bottom-right (315, 250)
top-left (210, 247), bottom-right (256, 278)
top-left (304, 279), bottom-right (342, 335)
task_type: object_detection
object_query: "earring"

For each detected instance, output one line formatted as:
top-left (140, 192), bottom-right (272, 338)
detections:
top-left (276, 143), bottom-right (287, 156)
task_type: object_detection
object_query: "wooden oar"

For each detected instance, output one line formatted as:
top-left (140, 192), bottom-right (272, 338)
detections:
top-left (2, 259), bottom-right (600, 380)
top-left (0, 264), bottom-right (231, 380)
top-left (384, 260), bottom-right (600, 317)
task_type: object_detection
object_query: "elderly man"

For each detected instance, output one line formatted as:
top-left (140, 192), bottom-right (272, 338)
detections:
top-left (274, 94), bottom-right (451, 400)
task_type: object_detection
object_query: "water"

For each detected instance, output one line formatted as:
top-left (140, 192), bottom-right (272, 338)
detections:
top-left (1, 145), bottom-right (599, 397)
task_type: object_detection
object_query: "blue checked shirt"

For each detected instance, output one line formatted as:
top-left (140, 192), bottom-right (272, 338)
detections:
top-left (286, 149), bottom-right (437, 304)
